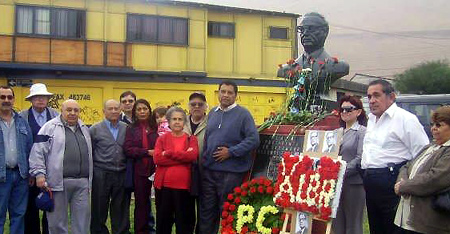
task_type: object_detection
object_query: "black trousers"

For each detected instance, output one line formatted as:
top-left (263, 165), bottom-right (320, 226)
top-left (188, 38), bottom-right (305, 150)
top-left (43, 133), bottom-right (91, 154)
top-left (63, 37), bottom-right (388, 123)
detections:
top-left (24, 184), bottom-right (48, 234)
top-left (199, 169), bottom-right (245, 234)
top-left (155, 187), bottom-right (195, 234)
top-left (363, 164), bottom-right (406, 234)
top-left (90, 168), bottom-right (131, 234)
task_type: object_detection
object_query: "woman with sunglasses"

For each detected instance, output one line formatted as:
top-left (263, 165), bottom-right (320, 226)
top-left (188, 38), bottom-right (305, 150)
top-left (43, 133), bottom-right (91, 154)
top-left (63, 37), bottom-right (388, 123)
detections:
top-left (394, 106), bottom-right (450, 234)
top-left (123, 99), bottom-right (158, 234)
top-left (332, 95), bottom-right (367, 234)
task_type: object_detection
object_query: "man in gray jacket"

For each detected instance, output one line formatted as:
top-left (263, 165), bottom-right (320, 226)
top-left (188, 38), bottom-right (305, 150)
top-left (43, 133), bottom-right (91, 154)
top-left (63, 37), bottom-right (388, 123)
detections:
top-left (29, 99), bottom-right (93, 234)
top-left (90, 99), bottom-right (129, 234)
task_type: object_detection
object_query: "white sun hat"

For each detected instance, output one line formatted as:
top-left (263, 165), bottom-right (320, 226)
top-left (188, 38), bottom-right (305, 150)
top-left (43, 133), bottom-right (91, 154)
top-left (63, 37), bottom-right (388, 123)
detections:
top-left (25, 83), bottom-right (54, 101)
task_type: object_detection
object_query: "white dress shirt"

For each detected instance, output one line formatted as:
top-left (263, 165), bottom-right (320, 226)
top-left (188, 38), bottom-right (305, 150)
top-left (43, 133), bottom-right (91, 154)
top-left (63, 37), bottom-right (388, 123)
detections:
top-left (361, 103), bottom-right (429, 169)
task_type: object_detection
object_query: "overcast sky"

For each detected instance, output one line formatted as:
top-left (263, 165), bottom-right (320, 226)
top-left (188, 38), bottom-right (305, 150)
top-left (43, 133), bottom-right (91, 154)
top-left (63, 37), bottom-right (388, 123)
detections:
top-left (182, 0), bottom-right (450, 80)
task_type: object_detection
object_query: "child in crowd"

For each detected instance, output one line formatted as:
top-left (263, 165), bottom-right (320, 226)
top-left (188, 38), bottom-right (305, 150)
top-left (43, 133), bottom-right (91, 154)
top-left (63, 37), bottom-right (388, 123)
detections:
top-left (154, 107), bottom-right (171, 136)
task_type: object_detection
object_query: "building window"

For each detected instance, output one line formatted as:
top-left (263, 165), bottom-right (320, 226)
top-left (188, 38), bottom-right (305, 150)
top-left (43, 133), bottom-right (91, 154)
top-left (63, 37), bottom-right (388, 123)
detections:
top-left (16, 5), bottom-right (85, 39)
top-left (127, 14), bottom-right (188, 45)
top-left (269, 26), bottom-right (288, 40)
top-left (208, 22), bottom-right (235, 38)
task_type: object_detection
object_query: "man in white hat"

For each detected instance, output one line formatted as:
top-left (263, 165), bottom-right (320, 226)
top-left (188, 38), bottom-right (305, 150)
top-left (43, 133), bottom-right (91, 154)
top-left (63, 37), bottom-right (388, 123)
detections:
top-left (19, 83), bottom-right (58, 234)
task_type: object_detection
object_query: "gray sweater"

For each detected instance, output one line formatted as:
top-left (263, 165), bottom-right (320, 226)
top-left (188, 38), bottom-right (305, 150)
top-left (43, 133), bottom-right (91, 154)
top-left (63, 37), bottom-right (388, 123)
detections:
top-left (63, 125), bottom-right (90, 178)
top-left (89, 120), bottom-right (127, 171)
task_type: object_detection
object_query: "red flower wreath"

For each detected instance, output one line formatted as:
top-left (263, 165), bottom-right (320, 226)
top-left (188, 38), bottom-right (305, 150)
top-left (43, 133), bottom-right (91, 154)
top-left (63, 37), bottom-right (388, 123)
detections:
top-left (221, 177), bottom-right (282, 234)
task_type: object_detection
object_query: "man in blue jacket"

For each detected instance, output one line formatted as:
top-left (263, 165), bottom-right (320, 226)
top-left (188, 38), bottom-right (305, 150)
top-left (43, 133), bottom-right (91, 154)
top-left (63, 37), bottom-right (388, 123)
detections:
top-left (199, 81), bottom-right (260, 234)
top-left (0, 86), bottom-right (33, 234)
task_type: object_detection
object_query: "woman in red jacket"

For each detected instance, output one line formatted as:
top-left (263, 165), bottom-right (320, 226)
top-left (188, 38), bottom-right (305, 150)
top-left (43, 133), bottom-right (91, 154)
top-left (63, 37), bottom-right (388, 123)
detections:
top-left (124, 99), bottom-right (158, 234)
top-left (154, 106), bottom-right (199, 234)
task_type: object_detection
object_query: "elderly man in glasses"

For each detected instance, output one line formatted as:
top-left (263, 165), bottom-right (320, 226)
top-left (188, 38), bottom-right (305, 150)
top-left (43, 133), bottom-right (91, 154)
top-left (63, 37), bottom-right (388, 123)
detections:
top-left (19, 83), bottom-right (58, 234)
top-left (183, 92), bottom-right (208, 234)
top-left (0, 86), bottom-right (33, 234)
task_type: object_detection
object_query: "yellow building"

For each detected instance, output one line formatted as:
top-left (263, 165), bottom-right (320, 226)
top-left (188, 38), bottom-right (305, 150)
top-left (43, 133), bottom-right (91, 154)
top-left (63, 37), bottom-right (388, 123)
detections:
top-left (0, 0), bottom-right (300, 124)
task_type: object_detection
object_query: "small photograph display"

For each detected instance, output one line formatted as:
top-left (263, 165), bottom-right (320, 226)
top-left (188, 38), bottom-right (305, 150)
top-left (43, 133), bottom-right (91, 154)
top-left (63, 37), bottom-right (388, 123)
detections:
top-left (322, 131), bottom-right (338, 153)
top-left (305, 130), bottom-right (320, 152)
top-left (303, 129), bottom-right (343, 158)
top-left (295, 211), bottom-right (312, 234)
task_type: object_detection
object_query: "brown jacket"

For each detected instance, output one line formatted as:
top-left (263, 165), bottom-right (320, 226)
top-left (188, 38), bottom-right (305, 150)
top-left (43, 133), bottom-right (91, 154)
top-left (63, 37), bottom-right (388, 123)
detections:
top-left (397, 143), bottom-right (450, 234)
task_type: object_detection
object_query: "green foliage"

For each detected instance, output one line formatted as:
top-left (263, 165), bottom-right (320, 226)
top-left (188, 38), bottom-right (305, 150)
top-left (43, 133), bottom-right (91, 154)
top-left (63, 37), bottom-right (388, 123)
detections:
top-left (394, 60), bottom-right (450, 94)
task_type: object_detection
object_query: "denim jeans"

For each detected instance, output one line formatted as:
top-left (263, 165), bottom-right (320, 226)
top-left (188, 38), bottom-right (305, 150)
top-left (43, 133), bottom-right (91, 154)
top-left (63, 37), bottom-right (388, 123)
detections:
top-left (0, 168), bottom-right (29, 234)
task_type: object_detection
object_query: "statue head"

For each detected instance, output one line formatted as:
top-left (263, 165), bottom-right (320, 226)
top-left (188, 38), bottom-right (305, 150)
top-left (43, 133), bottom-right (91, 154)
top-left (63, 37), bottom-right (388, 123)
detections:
top-left (298, 12), bottom-right (329, 54)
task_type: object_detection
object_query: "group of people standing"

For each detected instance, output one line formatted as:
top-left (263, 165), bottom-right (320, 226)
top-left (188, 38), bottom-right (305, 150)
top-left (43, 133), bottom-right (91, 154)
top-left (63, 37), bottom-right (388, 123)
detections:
top-left (334, 79), bottom-right (450, 234)
top-left (0, 80), bottom-right (260, 234)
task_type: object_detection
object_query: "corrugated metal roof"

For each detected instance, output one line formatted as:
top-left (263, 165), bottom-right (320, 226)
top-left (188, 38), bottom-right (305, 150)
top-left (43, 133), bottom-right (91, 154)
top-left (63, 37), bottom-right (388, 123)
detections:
top-left (142, 0), bottom-right (300, 18)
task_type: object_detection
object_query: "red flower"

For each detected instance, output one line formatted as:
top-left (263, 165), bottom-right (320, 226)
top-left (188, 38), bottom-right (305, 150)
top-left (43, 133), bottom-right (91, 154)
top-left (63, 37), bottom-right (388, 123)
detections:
top-left (272, 227), bottom-right (280, 234)
top-left (234, 187), bottom-right (242, 194)
top-left (324, 184), bottom-right (331, 192)
top-left (300, 192), bottom-right (307, 199)
top-left (229, 204), bottom-right (236, 211)
top-left (259, 177), bottom-right (265, 185)
top-left (264, 179), bottom-right (271, 187)
top-left (309, 191), bottom-right (315, 198)
top-left (241, 190), bottom-right (248, 197)
top-left (227, 194), bottom-right (234, 201)
top-left (258, 186), bottom-right (264, 194)
top-left (266, 186), bottom-right (273, 194)
top-left (242, 182), bottom-right (249, 189)
top-left (222, 211), bottom-right (229, 218)
top-left (250, 187), bottom-right (256, 194)
top-left (221, 219), bottom-right (228, 227)
top-left (234, 197), bottom-right (241, 204)
top-left (227, 215), bottom-right (234, 223)
top-left (223, 202), bottom-right (230, 210)
top-left (241, 226), bottom-right (249, 234)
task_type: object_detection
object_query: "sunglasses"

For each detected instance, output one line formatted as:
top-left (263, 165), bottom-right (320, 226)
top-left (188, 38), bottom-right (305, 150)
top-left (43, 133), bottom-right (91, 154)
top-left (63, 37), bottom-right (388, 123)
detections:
top-left (0, 95), bottom-right (14, 100)
top-left (189, 102), bottom-right (205, 107)
top-left (340, 106), bottom-right (358, 113)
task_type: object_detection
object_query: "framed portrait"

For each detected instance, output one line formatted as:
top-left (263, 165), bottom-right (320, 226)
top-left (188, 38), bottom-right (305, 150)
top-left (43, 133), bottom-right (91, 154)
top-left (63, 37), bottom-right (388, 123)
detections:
top-left (294, 211), bottom-right (312, 234)
top-left (320, 129), bottom-right (343, 158)
top-left (304, 130), bottom-right (321, 154)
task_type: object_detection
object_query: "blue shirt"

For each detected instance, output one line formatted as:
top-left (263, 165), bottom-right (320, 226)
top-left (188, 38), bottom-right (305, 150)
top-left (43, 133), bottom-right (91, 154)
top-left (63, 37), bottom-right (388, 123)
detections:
top-left (0, 114), bottom-right (17, 168)
top-left (105, 119), bottom-right (119, 140)
top-left (32, 108), bottom-right (47, 127)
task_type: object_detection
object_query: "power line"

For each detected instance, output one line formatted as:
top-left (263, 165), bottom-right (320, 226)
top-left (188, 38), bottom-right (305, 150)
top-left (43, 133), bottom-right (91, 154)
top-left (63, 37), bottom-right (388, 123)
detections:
top-left (331, 24), bottom-right (450, 41)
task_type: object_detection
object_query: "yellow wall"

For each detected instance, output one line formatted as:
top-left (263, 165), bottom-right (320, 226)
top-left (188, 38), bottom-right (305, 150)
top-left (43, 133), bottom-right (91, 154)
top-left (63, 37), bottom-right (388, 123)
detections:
top-left (206, 11), bottom-right (295, 78)
top-left (0, 0), bottom-right (297, 123)
top-left (12, 79), bottom-right (286, 125)
top-left (0, 0), bottom-right (296, 78)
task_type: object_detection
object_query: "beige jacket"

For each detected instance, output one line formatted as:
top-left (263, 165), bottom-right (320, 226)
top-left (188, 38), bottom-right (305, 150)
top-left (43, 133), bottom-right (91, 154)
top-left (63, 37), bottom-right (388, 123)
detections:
top-left (183, 115), bottom-right (207, 167)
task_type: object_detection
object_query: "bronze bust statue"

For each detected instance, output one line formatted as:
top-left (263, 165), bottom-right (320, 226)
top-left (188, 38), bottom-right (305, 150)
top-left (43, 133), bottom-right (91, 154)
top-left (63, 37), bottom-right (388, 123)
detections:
top-left (278, 12), bottom-right (349, 105)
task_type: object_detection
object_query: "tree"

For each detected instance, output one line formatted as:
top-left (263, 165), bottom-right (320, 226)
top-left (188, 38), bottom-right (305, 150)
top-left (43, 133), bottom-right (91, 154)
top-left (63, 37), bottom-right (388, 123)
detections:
top-left (394, 60), bottom-right (450, 94)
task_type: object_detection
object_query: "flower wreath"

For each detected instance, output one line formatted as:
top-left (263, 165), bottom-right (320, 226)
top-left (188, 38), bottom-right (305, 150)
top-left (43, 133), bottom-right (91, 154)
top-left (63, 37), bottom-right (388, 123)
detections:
top-left (273, 152), bottom-right (342, 220)
top-left (221, 177), bottom-right (282, 234)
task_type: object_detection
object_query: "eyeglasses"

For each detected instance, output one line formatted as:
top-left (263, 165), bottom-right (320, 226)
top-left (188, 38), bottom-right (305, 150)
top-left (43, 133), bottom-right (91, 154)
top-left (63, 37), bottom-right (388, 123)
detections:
top-left (0, 95), bottom-right (14, 100)
top-left (340, 106), bottom-right (358, 113)
top-left (189, 102), bottom-right (205, 107)
top-left (121, 99), bottom-right (134, 104)
top-left (297, 25), bottom-right (325, 33)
